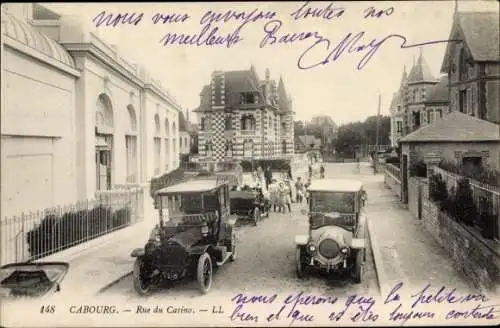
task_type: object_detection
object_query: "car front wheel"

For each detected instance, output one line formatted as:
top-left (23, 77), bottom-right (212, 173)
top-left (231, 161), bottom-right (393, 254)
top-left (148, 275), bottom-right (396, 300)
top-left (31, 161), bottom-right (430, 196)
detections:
top-left (295, 246), bottom-right (306, 279)
top-left (353, 250), bottom-right (364, 284)
top-left (196, 253), bottom-right (213, 294)
top-left (133, 258), bottom-right (154, 296)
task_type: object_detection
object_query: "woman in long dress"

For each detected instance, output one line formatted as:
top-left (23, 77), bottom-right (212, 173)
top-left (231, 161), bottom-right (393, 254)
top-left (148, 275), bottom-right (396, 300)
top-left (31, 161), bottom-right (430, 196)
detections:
top-left (279, 181), bottom-right (291, 213)
top-left (268, 179), bottom-right (279, 212)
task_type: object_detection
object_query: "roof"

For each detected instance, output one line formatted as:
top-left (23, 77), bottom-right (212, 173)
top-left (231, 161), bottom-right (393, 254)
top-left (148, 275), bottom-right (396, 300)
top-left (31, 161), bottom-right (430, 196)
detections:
top-left (441, 11), bottom-right (500, 72)
top-left (457, 12), bottom-right (499, 61)
top-left (407, 53), bottom-right (437, 84)
top-left (308, 179), bottom-right (363, 192)
top-left (156, 179), bottom-right (221, 194)
top-left (424, 76), bottom-right (449, 104)
top-left (1, 10), bottom-right (75, 68)
top-left (399, 111), bottom-right (500, 143)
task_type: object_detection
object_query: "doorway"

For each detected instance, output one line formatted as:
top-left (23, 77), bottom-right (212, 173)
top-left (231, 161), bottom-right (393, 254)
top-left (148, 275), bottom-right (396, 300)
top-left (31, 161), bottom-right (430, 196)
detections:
top-left (96, 135), bottom-right (112, 190)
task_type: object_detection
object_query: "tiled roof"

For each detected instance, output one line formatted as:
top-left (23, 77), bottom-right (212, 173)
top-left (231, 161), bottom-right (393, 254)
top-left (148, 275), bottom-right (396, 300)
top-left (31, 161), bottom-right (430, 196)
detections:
top-left (400, 112), bottom-right (499, 143)
top-left (407, 53), bottom-right (436, 84)
top-left (179, 111), bottom-right (194, 132)
top-left (458, 12), bottom-right (500, 62)
top-left (390, 91), bottom-right (401, 109)
top-left (193, 85), bottom-right (211, 112)
top-left (1, 10), bottom-right (75, 68)
top-left (424, 76), bottom-right (449, 104)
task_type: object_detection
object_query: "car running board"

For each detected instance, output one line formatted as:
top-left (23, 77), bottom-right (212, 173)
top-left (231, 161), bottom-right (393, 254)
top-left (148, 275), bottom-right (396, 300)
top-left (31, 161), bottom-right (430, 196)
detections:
top-left (216, 252), bottom-right (232, 267)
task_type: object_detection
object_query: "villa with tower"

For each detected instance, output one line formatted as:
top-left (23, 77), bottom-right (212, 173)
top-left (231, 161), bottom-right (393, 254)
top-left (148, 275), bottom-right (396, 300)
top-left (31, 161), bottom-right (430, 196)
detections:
top-left (194, 65), bottom-right (295, 167)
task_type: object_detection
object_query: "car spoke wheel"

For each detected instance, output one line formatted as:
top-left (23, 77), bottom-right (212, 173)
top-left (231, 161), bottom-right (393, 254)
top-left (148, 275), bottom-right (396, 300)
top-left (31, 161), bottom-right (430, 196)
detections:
top-left (353, 250), bottom-right (364, 284)
top-left (196, 253), bottom-right (213, 294)
top-left (133, 258), bottom-right (154, 296)
top-left (295, 246), bottom-right (306, 279)
top-left (229, 232), bottom-right (237, 261)
top-left (253, 207), bottom-right (260, 226)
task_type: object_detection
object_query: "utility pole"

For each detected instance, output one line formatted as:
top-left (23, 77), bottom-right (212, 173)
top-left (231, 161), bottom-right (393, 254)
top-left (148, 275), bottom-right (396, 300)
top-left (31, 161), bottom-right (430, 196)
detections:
top-left (376, 93), bottom-right (381, 150)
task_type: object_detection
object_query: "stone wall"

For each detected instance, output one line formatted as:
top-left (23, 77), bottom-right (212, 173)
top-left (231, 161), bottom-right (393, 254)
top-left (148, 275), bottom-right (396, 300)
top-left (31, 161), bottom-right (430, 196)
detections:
top-left (413, 178), bottom-right (500, 293)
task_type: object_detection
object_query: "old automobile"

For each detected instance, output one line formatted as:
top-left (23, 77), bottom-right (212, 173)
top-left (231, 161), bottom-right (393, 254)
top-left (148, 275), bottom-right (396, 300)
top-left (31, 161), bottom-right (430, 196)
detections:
top-left (131, 177), bottom-right (237, 296)
top-left (229, 184), bottom-right (270, 226)
top-left (0, 262), bottom-right (69, 298)
top-left (295, 179), bottom-right (367, 283)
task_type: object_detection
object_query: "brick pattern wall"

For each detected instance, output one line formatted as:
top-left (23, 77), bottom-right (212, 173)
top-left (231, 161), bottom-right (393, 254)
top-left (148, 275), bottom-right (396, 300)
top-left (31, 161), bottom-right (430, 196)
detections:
top-left (410, 177), bottom-right (500, 293)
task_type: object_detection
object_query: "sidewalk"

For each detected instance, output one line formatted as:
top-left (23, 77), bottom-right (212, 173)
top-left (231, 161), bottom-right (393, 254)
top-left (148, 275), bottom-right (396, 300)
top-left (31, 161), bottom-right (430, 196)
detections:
top-left (39, 220), bottom-right (153, 297)
top-left (364, 177), bottom-right (474, 296)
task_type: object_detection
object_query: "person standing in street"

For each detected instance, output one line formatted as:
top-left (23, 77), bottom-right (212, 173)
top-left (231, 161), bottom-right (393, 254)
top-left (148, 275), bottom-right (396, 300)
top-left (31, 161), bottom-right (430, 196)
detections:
top-left (308, 164), bottom-right (313, 179)
top-left (264, 166), bottom-right (273, 190)
top-left (319, 164), bottom-right (325, 179)
top-left (295, 177), bottom-right (304, 204)
top-left (268, 179), bottom-right (279, 212)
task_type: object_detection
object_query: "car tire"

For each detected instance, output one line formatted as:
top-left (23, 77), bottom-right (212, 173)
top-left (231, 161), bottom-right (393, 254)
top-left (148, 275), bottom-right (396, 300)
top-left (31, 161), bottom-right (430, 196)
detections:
top-left (197, 253), bottom-right (213, 294)
top-left (353, 250), bottom-right (364, 284)
top-left (229, 231), bottom-right (237, 262)
top-left (133, 258), bottom-right (154, 296)
top-left (295, 246), bottom-right (306, 279)
top-left (253, 207), bottom-right (260, 226)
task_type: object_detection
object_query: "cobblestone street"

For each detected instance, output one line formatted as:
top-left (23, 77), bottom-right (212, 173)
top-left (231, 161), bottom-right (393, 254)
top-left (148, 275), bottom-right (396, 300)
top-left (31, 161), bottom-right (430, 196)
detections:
top-left (102, 163), bottom-right (378, 300)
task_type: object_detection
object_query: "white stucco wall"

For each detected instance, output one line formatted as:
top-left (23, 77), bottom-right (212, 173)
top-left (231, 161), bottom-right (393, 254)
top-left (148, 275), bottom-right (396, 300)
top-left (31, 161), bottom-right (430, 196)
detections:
top-left (1, 46), bottom-right (78, 216)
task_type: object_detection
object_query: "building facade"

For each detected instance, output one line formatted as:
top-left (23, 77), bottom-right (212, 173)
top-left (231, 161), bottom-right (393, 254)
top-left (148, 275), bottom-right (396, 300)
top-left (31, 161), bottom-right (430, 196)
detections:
top-left (194, 66), bottom-right (295, 164)
top-left (178, 110), bottom-right (196, 156)
top-left (1, 4), bottom-right (182, 217)
top-left (441, 11), bottom-right (500, 124)
top-left (421, 76), bottom-right (449, 126)
top-left (389, 67), bottom-right (407, 146)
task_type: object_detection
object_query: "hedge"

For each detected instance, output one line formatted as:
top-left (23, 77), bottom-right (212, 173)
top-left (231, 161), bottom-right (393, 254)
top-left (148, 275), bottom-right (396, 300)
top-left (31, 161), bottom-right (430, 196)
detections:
top-left (26, 206), bottom-right (131, 259)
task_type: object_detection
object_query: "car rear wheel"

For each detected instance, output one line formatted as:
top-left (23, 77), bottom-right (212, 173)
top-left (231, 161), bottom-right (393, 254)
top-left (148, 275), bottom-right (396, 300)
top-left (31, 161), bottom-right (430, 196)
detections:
top-left (295, 246), bottom-right (306, 279)
top-left (253, 207), bottom-right (260, 226)
top-left (353, 250), bottom-right (364, 284)
top-left (133, 258), bottom-right (154, 296)
top-left (196, 253), bottom-right (213, 294)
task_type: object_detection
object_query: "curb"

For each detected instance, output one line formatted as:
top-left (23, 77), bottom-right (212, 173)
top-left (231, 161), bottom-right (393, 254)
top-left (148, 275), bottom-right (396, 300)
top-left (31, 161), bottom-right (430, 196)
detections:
top-left (97, 271), bottom-right (133, 295)
top-left (366, 217), bottom-right (390, 298)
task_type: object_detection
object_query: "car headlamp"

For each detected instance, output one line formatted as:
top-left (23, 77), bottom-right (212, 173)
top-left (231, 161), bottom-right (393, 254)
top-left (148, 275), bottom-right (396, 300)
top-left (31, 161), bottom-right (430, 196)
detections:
top-left (200, 223), bottom-right (209, 236)
top-left (307, 244), bottom-right (316, 252)
top-left (340, 247), bottom-right (349, 255)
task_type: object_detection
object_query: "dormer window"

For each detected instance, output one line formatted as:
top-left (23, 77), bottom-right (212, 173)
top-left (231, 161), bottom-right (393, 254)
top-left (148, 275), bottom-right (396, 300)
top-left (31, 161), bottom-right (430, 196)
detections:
top-left (397, 105), bottom-right (401, 112)
top-left (241, 92), bottom-right (258, 104)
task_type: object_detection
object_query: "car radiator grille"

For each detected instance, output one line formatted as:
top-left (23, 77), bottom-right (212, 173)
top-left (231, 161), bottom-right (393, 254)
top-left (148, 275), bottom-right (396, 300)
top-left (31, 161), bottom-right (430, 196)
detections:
top-left (318, 239), bottom-right (340, 259)
top-left (159, 241), bottom-right (187, 267)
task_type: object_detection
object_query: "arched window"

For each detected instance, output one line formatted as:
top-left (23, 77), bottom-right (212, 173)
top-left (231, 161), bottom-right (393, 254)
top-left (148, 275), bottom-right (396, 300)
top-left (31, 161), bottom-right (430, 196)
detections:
top-left (154, 114), bottom-right (161, 175)
top-left (243, 139), bottom-right (253, 158)
top-left (95, 94), bottom-right (114, 190)
top-left (225, 139), bottom-right (233, 157)
top-left (125, 105), bottom-right (138, 183)
top-left (172, 121), bottom-right (177, 163)
top-left (164, 118), bottom-right (170, 170)
top-left (240, 114), bottom-right (255, 131)
top-left (459, 47), bottom-right (467, 80)
top-left (225, 116), bottom-right (232, 130)
top-left (205, 140), bottom-right (213, 158)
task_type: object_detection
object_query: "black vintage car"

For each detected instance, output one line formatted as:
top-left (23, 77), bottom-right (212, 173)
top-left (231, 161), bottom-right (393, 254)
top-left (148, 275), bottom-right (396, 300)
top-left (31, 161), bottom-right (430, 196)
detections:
top-left (229, 185), bottom-right (270, 226)
top-left (131, 177), bottom-right (237, 295)
top-left (0, 262), bottom-right (69, 298)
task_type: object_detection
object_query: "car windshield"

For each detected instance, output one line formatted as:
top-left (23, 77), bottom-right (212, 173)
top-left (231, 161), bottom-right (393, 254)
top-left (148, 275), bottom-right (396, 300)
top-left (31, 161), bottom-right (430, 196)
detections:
top-left (163, 191), bottom-right (219, 222)
top-left (310, 191), bottom-right (355, 213)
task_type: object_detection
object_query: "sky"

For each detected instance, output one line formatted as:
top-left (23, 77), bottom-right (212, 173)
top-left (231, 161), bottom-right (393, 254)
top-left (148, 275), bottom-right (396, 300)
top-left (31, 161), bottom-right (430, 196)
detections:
top-left (44, 1), bottom-right (499, 125)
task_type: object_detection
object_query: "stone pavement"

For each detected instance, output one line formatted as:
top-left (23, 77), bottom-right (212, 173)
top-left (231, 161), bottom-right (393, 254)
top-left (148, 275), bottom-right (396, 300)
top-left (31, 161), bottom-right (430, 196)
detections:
top-left (39, 220), bottom-right (153, 297)
top-left (364, 176), bottom-right (474, 296)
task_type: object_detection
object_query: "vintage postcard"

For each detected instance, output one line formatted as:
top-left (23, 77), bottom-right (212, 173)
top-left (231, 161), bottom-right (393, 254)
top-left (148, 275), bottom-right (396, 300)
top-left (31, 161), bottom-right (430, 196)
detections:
top-left (1, 1), bottom-right (499, 327)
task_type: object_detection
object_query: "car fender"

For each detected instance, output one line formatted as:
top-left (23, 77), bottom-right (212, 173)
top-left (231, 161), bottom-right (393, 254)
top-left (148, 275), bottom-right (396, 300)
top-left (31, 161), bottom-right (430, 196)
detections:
top-left (189, 244), bottom-right (211, 255)
top-left (294, 235), bottom-right (309, 245)
top-left (130, 248), bottom-right (144, 257)
top-left (351, 238), bottom-right (366, 249)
